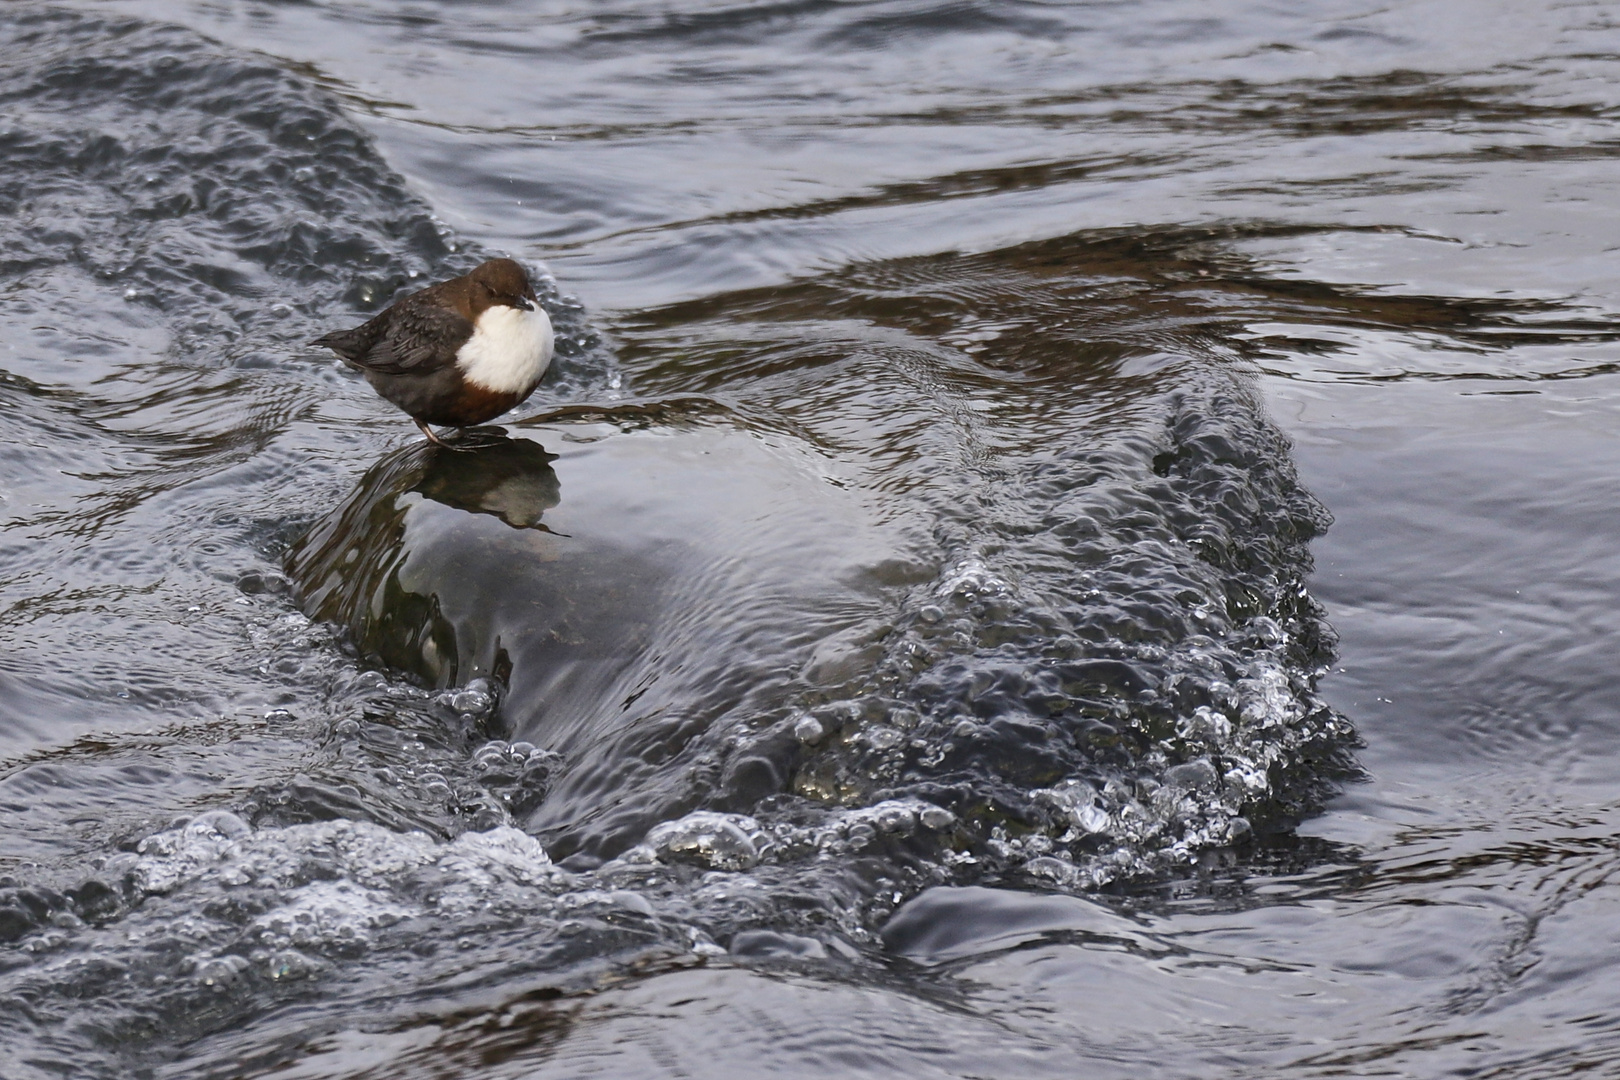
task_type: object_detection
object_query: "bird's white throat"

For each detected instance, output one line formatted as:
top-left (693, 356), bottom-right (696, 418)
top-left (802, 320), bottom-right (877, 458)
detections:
top-left (456, 304), bottom-right (554, 394)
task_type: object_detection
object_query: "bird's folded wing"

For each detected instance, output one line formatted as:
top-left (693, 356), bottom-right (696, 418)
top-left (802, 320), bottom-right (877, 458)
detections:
top-left (353, 303), bottom-right (472, 375)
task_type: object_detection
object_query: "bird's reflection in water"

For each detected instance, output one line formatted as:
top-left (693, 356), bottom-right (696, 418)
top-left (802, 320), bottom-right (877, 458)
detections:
top-left (411, 428), bottom-right (562, 530)
top-left (288, 429), bottom-right (570, 686)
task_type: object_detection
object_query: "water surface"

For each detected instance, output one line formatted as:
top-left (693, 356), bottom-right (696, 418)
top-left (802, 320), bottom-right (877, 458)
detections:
top-left (4, 1), bottom-right (1620, 1076)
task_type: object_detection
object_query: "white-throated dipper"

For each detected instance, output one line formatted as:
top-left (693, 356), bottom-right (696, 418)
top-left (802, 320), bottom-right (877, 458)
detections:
top-left (313, 258), bottom-right (554, 444)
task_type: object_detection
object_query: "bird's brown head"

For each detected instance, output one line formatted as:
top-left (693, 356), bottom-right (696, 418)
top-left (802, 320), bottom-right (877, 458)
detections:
top-left (467, 258), bottom-right (540, 314)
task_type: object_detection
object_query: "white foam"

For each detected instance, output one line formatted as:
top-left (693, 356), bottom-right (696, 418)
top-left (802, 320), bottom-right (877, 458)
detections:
top-left (131, 816), bottom-right (567, 939)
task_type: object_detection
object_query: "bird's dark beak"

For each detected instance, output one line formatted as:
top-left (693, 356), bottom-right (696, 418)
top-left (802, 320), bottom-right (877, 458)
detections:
top-left (516, 295), bottom-right (536, 311)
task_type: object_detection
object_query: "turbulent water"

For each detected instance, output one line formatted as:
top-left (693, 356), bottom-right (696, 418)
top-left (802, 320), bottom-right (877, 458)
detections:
top-left (4, 2), bottom-right (1620, 1077)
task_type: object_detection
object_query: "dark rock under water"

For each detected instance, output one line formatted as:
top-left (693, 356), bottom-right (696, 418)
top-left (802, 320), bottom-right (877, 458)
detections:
top-left (287, 239), bottom-right (1356, 890)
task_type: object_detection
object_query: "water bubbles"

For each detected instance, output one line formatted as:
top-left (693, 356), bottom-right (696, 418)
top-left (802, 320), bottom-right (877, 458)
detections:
top-left (645, 811), bottom-right (764, 871)
top-left (937, 555), bottom-right (1014, 603)
top-left (473, 740), bottom-right (511, 764)
top-left (815, 700), bottom-right (863, 732)
top-left (353, 671), bottom-right (388, 692)
top-left (471, 739), bottom-right (561, 818)
top-left (917, 804), bottom-right (956, 831)
top-left (1021, 855), bottom-right (1085, 888)
top-left (1074, 804), bottom-right (1110, 834)
top-left (193, 953), bottom-right (249, 988)
top-left (1177, 705), bottom-right (1231, 743)
top-left (188, 811), bottom-right (252, 842)
top-left (116, 817), bottom-right (568, 975)
top-left (614, 845), bottom-right (657, 866)
top-left (431, 827), bottom-right (560, 909)
top-left (862, 725), bottom-right (902, 751)
top-left (260, 949), bottom-right (324, 981)
top-left (251, 880), bottom-right (410, 952)
top-left (793, 713), bottom-right (826, 744)
top-left (444, 678), bottom-right (493, 717)
top-left (872, 803), bottom-right (916, 834)
top-left (1223, 763), bottom-right (1268, 798)
top-left (1033, 782), bottom-right (1104, 832)
top-left (781, 377), bottom-right (1352, 883)
top-left (1163, 758), bottom-right (1219, 793)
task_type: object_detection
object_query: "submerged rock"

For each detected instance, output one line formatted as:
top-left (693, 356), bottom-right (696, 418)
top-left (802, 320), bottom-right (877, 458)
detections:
top-left (289, 239), bottom-right (1357, 900)
top-left (288, 409), bottom-right (909, 861)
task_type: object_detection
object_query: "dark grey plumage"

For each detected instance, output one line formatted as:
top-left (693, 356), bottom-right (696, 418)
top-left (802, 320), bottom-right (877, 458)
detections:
top-left (313, 258), bottom-right (550, 442)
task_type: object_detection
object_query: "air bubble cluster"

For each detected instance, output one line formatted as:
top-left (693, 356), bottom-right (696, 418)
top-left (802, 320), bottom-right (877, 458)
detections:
top-left (782, 373), bottom-right (1354, 888)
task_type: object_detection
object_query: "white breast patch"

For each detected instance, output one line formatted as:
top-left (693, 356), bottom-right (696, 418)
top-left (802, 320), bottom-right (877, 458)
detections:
top-left (456, 304), bottom-right (555, 395)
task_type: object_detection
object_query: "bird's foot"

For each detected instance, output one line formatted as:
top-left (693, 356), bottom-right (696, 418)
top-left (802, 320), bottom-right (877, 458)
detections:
top-left (417, 421), bottom-right (480, 451)
top-left (415, 419), bottom-right (452, 447)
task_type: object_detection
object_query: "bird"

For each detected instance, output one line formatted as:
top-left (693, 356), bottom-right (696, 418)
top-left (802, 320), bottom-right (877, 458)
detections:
top-left (313, 258), bottom-right (554, 445)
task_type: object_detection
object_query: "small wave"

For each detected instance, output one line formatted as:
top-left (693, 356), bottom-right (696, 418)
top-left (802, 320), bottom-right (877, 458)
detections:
top-left (0, 5), bottom-right (607, 382)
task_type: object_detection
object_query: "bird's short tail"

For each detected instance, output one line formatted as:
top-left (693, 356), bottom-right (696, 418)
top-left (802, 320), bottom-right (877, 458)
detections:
top-left (311, 328), bottom-right (369, 362)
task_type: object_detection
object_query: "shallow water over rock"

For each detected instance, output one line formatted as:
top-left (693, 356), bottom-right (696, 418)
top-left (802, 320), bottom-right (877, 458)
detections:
top-left (287, 241), bottom-right (1355, 890)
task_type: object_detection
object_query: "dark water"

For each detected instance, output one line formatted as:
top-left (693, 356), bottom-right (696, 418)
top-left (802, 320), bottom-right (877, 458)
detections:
top-left (4, 1), bottom-right (1620, 1076)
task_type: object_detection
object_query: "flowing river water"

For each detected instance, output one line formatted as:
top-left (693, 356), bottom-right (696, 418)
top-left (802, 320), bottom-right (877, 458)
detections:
top-left (3, 2), bottom-right (1620, 1076)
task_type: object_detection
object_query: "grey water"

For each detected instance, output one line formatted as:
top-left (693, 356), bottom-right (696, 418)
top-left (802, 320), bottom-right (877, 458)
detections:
top-left (2, 1), bottom-right (1619, 1076)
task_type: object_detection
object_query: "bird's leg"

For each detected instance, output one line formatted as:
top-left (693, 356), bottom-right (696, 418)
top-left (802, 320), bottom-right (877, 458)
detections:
top-left (415, 419), bottom-right (450, 447)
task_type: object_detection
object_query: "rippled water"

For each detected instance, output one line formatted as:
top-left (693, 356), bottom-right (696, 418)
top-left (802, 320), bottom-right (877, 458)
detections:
top-left (5, 1), bottom-right (1620, 1076)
